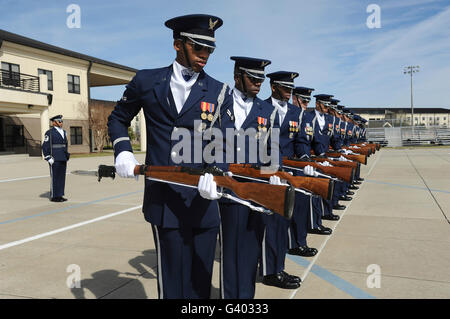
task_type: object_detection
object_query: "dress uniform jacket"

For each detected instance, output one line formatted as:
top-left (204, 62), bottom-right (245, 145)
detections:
top-left (344, 122), bottom-right (354, 146)
top-left (311, 112), bottom-right (333, 156)
top-left (42, 127), bottom-right (70, 162)
top-left (108, 66), bottom-right (232, 229)
top-left (330, 117), bottom-right (344, 151)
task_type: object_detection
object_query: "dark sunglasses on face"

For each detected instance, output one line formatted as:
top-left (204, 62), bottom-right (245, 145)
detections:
top-left (55, 120), bottom-right (63, 123)
top-left (244, 73), bottom-right (264, 84)
top-left (187, 40), bottom-right (215, 54)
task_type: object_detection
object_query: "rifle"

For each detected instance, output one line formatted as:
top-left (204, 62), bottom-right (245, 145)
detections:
top-left (350, 143), bottom-right (377, 154)
top-left (228, 164), bottom-right (334, 200)
top-left (282, 158), bottom-right (354, 183)
top-left (326, 152), bottom-right (367, 165)
top-left (312, 157), bottom-right (360, 170)
top-left (342, 146), bottom-right (371, 156)
top-left (90, 165), bottom-right (295, 220)
top-left (353, 143), bottom-right (377, 153)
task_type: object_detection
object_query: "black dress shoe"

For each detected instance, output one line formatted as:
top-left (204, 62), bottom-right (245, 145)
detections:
top-left (288, 246), bottom-right (318, 257)
top-left (339, 196), bottom-right (352, 201)
top-left (263, 272), bottom-right (300, 289)
top-left (357, 178), bottom-right (365, 182)
top-left (349, 185), bottom-right (359, 190)
top-left (353, 180), bottom-right (362, 185)
top-left (346, 191), bottom-right (355, 196)
top-left (60, 197), bottom-right (68, 201)
top-left (323, 213), bottom-right (340, 220)
top-left (50, 197), bottom-right (63, 202)
top-left (308, 225), bottom-right (332, 235)
top-left (333, 204), bottom-right (346, 210)
top-left (282, 271), bottom-right (301, 283)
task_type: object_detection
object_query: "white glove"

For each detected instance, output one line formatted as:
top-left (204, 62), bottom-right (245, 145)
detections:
top-left (338, 156), bottom-right (350, 162)
top-left (319, 161), bottom-right (332, 167)
top-left (48, 157), bottom-right (54, 165)
top-left (269, 175), bottom-right (282, 185)
top-left (115, 151), bottom-right (139, 179)
top-left (304, 165), bottom-right (319, 177)
top-left (198, 173), bottom-right (222, 200)
top-left (226, 171), bottom-right (233, 177)
top-left (343, 149), bottom-right (352, 155)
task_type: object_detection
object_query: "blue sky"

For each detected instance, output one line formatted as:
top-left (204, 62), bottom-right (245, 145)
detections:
top-left (1, 0), bottom-right (449, 108)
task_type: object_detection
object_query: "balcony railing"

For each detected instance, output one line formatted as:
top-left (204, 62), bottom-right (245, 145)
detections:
top-left (0, 70), bottom-right (40, 93)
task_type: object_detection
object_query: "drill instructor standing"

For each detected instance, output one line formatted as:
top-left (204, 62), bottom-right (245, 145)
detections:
top-left (42, 115), bottom-right (70, 202)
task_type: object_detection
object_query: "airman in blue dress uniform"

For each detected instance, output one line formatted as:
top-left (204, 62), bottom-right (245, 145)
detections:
top-left (258, 71), bottom-right (304, 289)
top-left (291, 87), bottom-right (333, 236)
top-left (107, 14), bottom-right (233, 299)
top-left (310, 94), bottom-right (345, 218)
top-left (219, 56), bottom-right (281, 298)
top-left (265, 77), bottom-right (320, 261)
top-left (42, 115), bottom-right (70, 202)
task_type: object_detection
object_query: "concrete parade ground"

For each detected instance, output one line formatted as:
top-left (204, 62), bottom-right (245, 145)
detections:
top-left (0, 147), bottom-right (449, 299)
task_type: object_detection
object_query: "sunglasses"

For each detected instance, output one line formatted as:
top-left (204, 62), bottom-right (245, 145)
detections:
top-left (244, 73), bottom-right (264, 84)
top-left (186, 40), bottom-right (215, 54)
top-left (55, 120), bottom-right (63, 123)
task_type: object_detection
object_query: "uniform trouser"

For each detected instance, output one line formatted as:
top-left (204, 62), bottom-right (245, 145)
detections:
top-left (332, 180), bottom-right (349, 206)
top-left (322, 198), bottom-right (334, 216)
top-left (219, 203), bottom-right (264, 299)
top-left (151, 224), bottom-right (218, 299)
top-left (288, 192), bottom-right (311, 249)
top-left (259, 210), bottom-right (290, 276)
top-left (308, 195), bottom-right (324, 229)
top-left (49, 161), bottom-right (66, 198)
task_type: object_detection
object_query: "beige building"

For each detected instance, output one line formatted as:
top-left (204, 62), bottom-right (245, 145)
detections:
top-left (348, 108), bottom-right (450, 128)
top-left (0, 29), bottom-right (143, 156)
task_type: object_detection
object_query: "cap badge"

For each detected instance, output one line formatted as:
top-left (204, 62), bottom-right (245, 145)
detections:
top-left (209, 18), bottom-right (219, 30)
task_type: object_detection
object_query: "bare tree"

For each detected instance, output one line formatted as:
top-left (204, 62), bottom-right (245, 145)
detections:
top-left (88, 100), bottom-right (114, 153)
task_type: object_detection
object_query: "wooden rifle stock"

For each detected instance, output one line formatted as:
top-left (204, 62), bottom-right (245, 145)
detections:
top-left (228, 164), bottom-right (334, 200)
top-left (326, 152), bottom-right (367, 165)
top-left (282, 158), bottom-right (354, 183)
top-left (351, 143), bottom-right (375, 153)
top-left (95, 165), bottom-right (295, 219)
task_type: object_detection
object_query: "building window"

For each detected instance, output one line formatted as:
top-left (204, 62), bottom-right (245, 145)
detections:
top-left (422, 117), bottom-right (425, 120)
top-left (38, 69), bottom-right (53, 91)
top-left (67, 74), bottom-right (80, 94)
top-left (1, 62), bottom-right (21, 87)
top-left (444, 117), bottom-right (447, 121)
top-left (70, 126), bottom-right (83, 145)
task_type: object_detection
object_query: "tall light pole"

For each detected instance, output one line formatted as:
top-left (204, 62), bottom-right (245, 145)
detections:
top-left (403, 66), bottom-right (420, 126)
